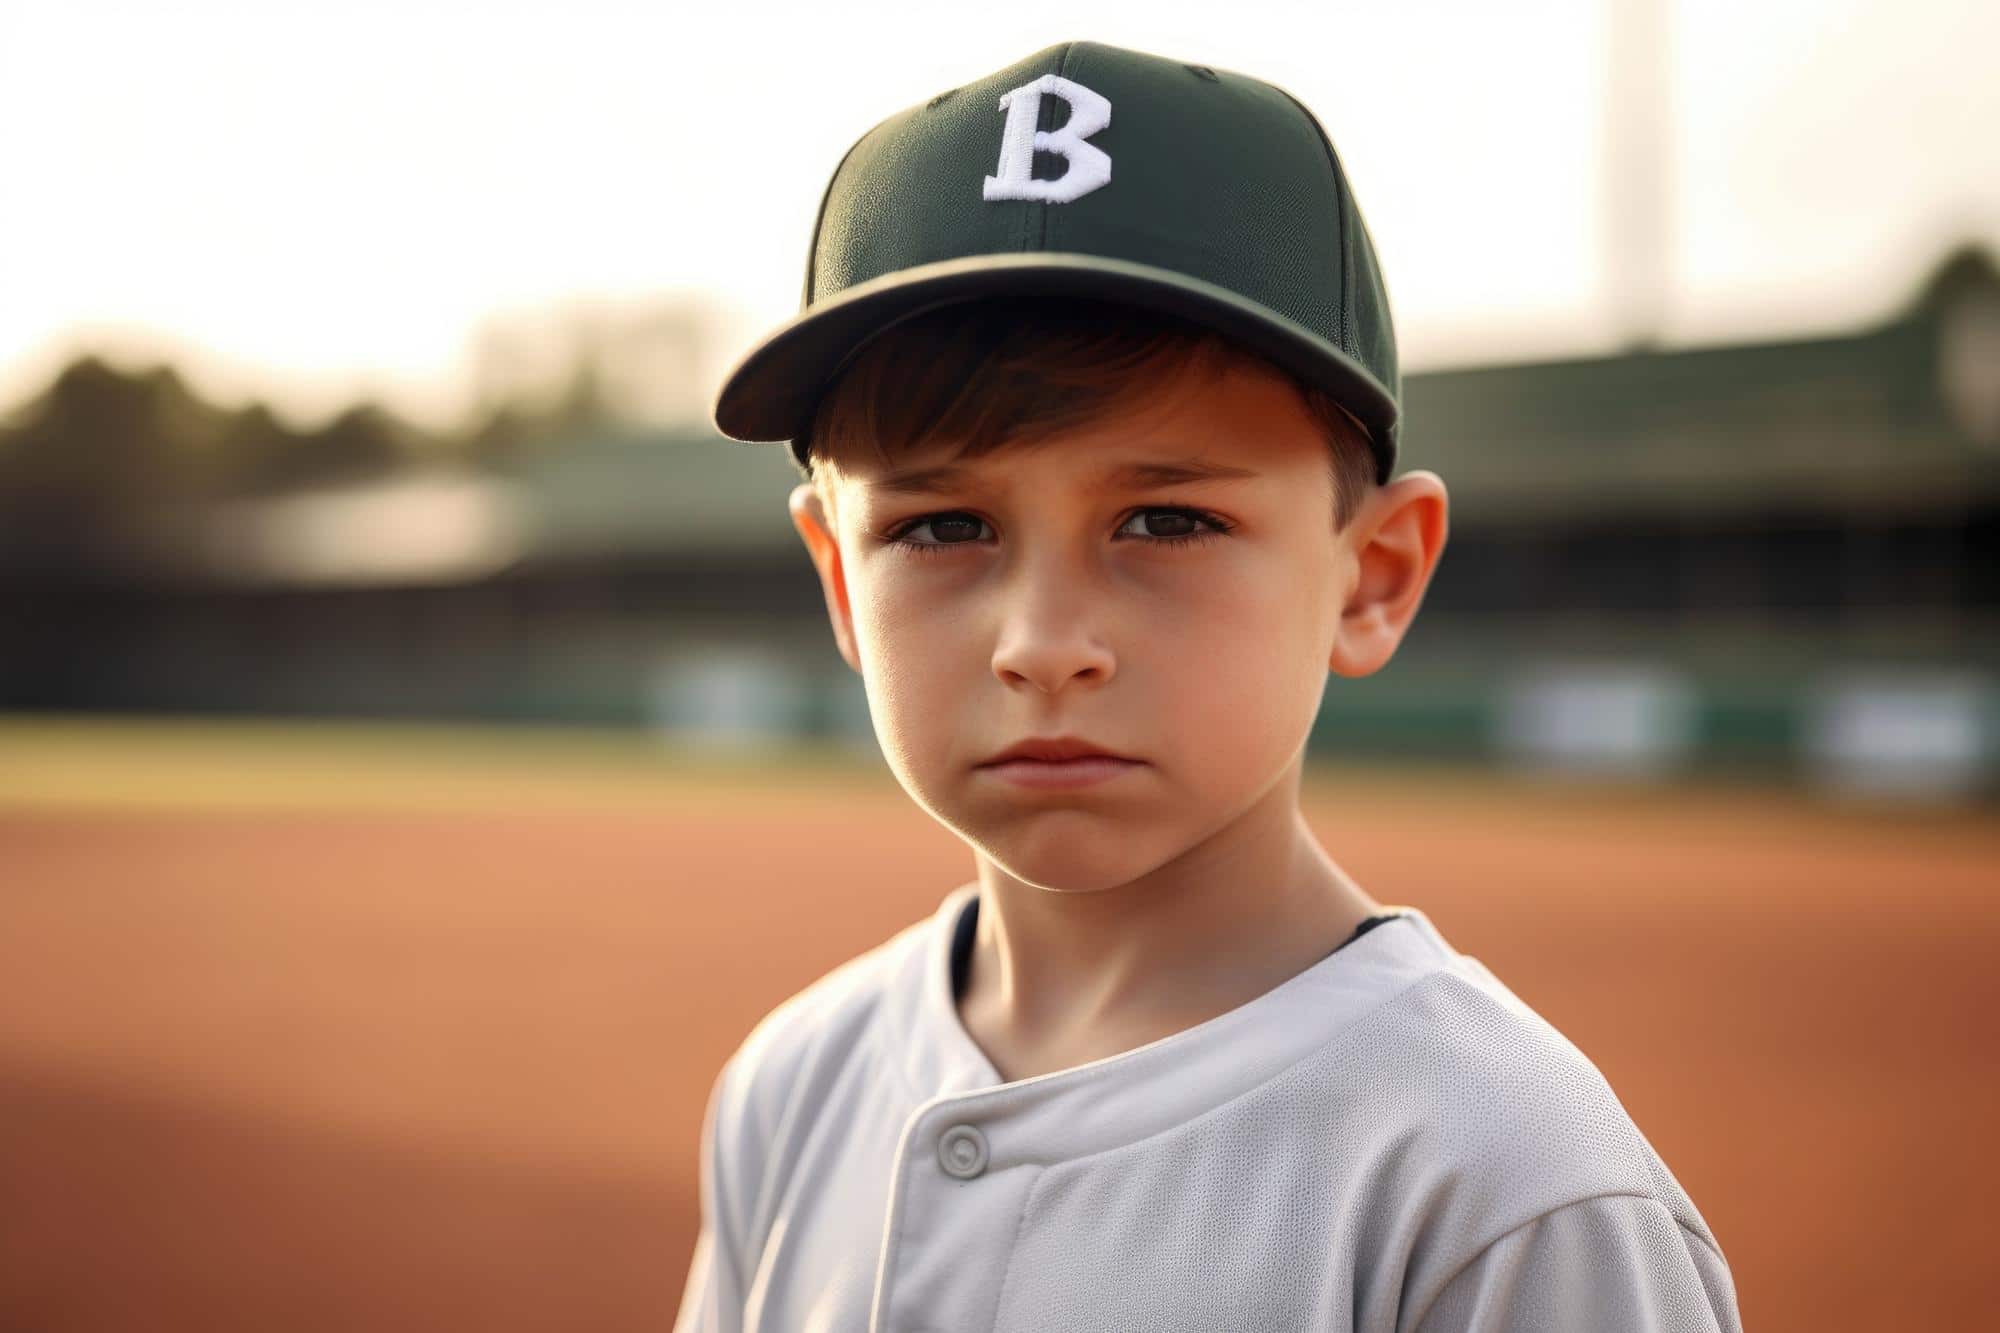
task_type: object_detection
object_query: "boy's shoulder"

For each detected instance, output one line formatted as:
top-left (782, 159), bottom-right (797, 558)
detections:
top-left (708, 889), bottom-right (951, 1129)
top-left (1324, 931), bottom-right (1726, 1269)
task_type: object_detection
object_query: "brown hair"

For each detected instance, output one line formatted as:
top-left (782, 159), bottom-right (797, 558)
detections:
top-left (802, 294), bottom-right (1378, 533)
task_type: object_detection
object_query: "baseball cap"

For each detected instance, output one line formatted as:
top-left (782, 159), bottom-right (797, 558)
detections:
top-left (711, 39), bottom-right (1401, 485)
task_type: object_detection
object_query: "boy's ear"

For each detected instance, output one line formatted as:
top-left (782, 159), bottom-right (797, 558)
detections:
top-left (1328, 470), bottom-right (1450, 679)
top-left (788, 482), bottom-right (862, 674)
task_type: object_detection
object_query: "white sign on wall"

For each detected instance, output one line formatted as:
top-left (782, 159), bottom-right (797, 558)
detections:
top-left (1802, 669), bottom-right (1993, 802)
top-left (1493, 659), bottom-right (1699, 780)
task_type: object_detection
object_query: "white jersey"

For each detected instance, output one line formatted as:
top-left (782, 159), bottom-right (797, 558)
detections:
top-left (673, 884), bottom-right (1740, 1332)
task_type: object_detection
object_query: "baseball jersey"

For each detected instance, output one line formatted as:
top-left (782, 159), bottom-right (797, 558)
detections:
top-left (672, 883), bottom-right (1741, 1332)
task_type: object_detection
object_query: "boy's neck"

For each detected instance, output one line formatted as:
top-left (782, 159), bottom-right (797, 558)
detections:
top-left (955, 782), bottom-right (1384, 1084)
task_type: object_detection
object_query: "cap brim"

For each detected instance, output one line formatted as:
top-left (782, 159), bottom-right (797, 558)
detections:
top-left (711, 252), bottom-right (1399, 483)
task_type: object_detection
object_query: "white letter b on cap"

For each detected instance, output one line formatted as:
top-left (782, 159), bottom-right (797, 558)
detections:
top-left (982, 74), bottom-right (1111, 204)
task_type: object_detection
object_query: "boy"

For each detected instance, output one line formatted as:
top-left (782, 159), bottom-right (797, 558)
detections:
top-left (677, 39), bottom-right (1741, 1332)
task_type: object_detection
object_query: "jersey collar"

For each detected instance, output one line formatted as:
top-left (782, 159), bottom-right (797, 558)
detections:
top-left (884, 881), bottom-right (1463, 1154)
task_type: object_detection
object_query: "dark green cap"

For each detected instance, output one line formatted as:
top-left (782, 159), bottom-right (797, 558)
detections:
top-left (712, 39), bottom-right (1401, 485)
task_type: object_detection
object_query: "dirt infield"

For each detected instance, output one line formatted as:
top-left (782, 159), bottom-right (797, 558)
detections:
top-left (1, 727), bottom-right (1994, 1330)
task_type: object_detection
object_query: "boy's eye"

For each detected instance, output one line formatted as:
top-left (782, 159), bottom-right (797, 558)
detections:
top-left (882, 506), bottom-right (1233, 555)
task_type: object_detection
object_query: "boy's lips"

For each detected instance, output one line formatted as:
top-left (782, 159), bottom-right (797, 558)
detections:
top-left (979, 754), bottom-right (1142, 790)
top-left (978, 735), bottom-right (1139, 765)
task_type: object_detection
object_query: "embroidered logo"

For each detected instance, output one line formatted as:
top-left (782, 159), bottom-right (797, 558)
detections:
top-left (982, 73), bottom-right (1111, 204)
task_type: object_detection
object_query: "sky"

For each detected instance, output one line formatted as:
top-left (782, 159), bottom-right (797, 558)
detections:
top-left (1, 0), bottom-right (1994, 432)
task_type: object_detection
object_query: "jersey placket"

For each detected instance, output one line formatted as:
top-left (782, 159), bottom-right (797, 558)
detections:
top-left (869, 1087), bottom-right (1048, 1333)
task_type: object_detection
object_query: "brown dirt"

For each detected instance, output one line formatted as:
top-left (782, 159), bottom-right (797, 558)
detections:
top-left (1, 764), bottom-right (1993, 1331)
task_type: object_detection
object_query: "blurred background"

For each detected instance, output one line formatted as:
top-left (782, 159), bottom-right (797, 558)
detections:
top-left (2, 1), bottom-right (1994, 1329)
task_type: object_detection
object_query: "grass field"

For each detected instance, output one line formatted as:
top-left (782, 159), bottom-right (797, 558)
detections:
top-left (2, 717), bottom-right (1994, 1330)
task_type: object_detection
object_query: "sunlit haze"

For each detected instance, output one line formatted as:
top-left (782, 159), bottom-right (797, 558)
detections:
top-left (2, 0), bottom-right (1993, 431)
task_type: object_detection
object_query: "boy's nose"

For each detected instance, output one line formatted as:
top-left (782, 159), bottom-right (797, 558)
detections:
top-left (989, 604), bottom-right (1117, 695)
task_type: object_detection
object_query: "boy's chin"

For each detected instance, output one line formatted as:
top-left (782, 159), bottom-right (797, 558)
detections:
top-left (961, 834), bottom-right (1173, 897)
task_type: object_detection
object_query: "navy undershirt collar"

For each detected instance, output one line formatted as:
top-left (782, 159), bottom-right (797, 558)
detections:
top-left (948, 894), bottom-right (1405, 1002)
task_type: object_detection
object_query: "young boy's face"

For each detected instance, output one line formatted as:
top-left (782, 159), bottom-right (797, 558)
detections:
top-left (789, 356), bottom-right (1446, 894)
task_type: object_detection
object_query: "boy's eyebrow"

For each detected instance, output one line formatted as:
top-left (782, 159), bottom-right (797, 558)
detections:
top-left (867, 457), bottom-right (1261, 495)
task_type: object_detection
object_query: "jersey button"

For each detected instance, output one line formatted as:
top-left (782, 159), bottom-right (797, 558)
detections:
top-left (937, 1124), bottom-right (989, 1179)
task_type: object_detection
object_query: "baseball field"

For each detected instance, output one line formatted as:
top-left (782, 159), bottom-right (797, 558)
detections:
top-left (1, 717), bottom-right (1993, 1331)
